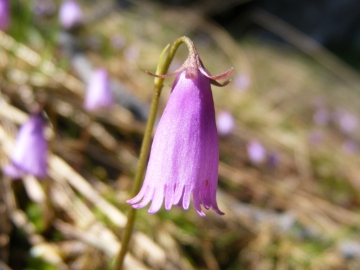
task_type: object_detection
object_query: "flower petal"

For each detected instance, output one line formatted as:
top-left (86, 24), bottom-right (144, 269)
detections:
top-left (126, 185), bottom-right (148, 205)
top-left (164, 184), bottom-right (174, 210)
top-left (148, 186), bottom-right (164, 213)
top-left (132, 187), bottom-right (154, 209)
top-left (193, 190), bottom-right (206, 217)
top-left (3, 164), bottom-right (24, 179)
top-left (181, 185), bottom-right (192, 210)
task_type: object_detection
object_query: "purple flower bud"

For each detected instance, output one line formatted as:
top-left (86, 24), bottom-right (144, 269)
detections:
top-left (59, 0), bottom-right (83, 29)
top-left (127, 70), bottom-right (224, 217)
top-left (247, 140), bottom-right (266, 164)
top-left (0, 0), bottom-right (10, 31)
top-left (3, 114), bottom-right (48, 179)
top-left (84, 68), bottom-right (113, 111)
top-left (216, 111), bottom-right (235, 136)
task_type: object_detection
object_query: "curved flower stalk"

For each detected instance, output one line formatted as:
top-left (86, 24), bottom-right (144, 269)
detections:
top-left (3, 113), bottom-right (48, 179)
top-left (127, 38), bottom-right (233, 216)
top-left (84, 68), bottom-right (113, 111)
top-left (59, 0), bottom-right (83, 29)
top-left (0, 0), bottom-right (10, 31)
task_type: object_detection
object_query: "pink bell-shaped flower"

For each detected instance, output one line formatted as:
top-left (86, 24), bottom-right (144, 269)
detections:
top-left (59, 0), bottom-right (83, 29)
top-left (0, 0), bottom-right (10, 31)
top-left (3, 113), bottom-right (48, 179)
top-left (84, 68), bottom-right (113, 111)
top-left (127, 41), bottom-right (233, 216)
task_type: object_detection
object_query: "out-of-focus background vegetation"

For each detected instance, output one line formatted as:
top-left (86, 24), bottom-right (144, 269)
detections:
top-left (1, 0), bottom-right (360, 269)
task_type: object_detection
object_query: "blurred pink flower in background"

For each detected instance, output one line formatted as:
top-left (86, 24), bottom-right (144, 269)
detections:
top-left (334, 108), bottom-right (358, 134)
top-left (3, 113), bottom-right (48, 179)
top-left (0, 0), bottom-right (10, 31)
top-left (216, 111), bottom-right (235, 136)
top-left (234, 72), bottom-right (250, 91)
top-left (59, 0), bottom-right (83, 29)
top-left (247, 140), bottom-right (266, 164)
top-left (84, 68), bottom-right (113, 111)
top-left (313, 107), bottom-right (330, 126)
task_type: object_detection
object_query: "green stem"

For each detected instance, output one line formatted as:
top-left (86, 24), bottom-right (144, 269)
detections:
top-left (114, 36), bottom-right (192, 270)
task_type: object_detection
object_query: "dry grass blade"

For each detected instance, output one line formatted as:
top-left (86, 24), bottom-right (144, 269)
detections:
top-left (22, 176), bottom-right (46, 204)
top-left (54, 220), bottom-right (149, 270)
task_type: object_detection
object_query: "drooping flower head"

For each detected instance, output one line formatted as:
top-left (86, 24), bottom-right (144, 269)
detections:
top-left (84, 68), bottom-right (113, 111)
top-left (3, 112), bottom-right (48, 179)
top-left (0, 0), bottom-right (10, 31)
top-left (127, 38), bottom-right (233, 216)
top-left (59, 0), bottom-right (83, 29)
top-left (216, 111), bottom-right (235, 136)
